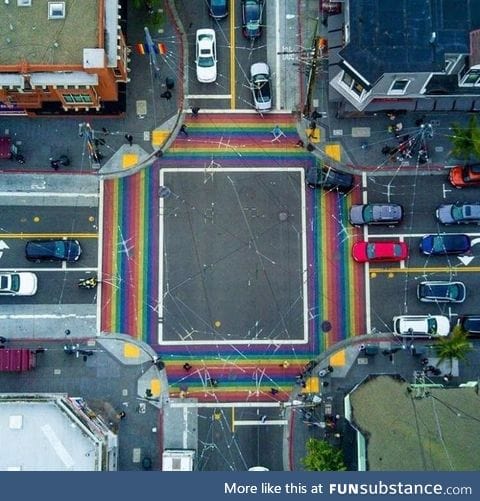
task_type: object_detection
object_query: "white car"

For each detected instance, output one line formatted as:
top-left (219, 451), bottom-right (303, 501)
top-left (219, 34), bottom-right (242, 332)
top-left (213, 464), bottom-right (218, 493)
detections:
top-left (392, 315), bottom-right (450, 338)
top-left (0, 272), bottom-right (38, 296)
top-left (195, 29), bottom-right (217, 83)
top-left (250, 62), bottom-right (271, 111)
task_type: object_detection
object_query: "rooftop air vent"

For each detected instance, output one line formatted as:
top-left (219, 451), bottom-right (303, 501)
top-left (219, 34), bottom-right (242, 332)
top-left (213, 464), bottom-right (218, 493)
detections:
top-left (48, 1), bottom-right (65, 19)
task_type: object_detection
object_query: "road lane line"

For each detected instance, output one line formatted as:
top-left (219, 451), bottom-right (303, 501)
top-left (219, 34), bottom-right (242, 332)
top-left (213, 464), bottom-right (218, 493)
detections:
top-left (370, 266), bottom-right (480, 273)
top-left (169, 401), bottom-right (283, 408)
top-left (0, 313), bottom-right (96, 319)
top-left (233, 419), bottom-right (288, 426)
top-left (0, 233), bottom-right (98, 239)
top-left (232, 406), bottom-right (235, 433)
top-left (366, 232), bottom-right (480, 238)
top-left (0, 192), bottom-right (98, 198)
top-left (364, 262), bottom-right (371, 334)
top-left (230, 0), bottom-right (236, 109)
top-left (186, 94), bottom-right (231, 99)
top-left (275, 0), bottom-right (281, 110)
top-left (96, 179), bottom-right (105, 334)
top-left (0, 267), bottom-right (98, 272)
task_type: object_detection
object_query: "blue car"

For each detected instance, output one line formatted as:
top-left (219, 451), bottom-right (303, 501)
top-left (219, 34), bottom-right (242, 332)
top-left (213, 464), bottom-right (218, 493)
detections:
top-left (420, 234), bottom-right (471, 255)
top-left (208, 0), bottom-right (228, 19)
top-left (242, 0), bottom-right (264, 39)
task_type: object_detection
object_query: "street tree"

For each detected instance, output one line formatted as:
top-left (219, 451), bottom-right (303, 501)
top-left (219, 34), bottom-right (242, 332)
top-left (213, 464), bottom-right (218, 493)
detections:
top-left (450, 116), bottom-right (480, 160)
top-left (434, 324), bottom-right (472, 375)
top-left (302, 438), bottom-right (346, 471)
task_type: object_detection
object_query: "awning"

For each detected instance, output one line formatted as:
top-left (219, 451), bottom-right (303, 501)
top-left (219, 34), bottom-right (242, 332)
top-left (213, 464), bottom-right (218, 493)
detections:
top-left (30, 72), bottom-right (98, 87)
top-left (0, 74), bottom-right (23, 87)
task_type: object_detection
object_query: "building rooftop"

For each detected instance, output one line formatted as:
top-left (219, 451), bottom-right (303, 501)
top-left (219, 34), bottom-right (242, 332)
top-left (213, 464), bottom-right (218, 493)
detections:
top-left (0, 0), bottom-right (100, 66)
top-left (341, 0), bottom-right (480, 84)
top-left (0, 395), bottom-right (102, 471)
top-left (349, 375), bottom-right (480, 471)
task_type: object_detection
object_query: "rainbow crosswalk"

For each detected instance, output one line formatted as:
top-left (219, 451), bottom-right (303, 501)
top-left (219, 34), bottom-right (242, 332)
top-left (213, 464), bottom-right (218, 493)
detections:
top-left (100, 113), bottom-right (365, 401)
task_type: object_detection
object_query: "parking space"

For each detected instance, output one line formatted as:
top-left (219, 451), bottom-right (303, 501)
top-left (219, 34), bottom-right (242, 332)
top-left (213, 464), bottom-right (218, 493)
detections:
top-left (357, 173), bottom-right (480, 334)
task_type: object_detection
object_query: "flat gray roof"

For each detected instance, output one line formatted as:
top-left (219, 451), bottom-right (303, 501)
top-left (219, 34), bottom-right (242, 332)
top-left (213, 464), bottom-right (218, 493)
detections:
top-left (0, 0), bottom-right (100, 66)
top-left (0, 398), bottom-right (98, 471)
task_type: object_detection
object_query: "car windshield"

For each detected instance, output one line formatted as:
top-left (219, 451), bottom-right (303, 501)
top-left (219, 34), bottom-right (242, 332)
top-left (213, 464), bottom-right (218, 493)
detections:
top-left (253, 76), bottom-right (270, 102)
top-left (362, 205), bottom-right (374, 223)
top-left (427, 318), bottom-right (437, 334)
top-left (432, 237), bottom-right (446, 253)
top-left (198, 51), bottom-right (214, 67)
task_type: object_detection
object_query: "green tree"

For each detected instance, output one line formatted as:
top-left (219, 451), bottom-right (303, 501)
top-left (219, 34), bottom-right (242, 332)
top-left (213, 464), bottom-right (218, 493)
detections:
top-left (450, 116), bottom-right (480, 160)
top-left (434, 324), bottom-right (472, 374)
top-left (302, 438), bottom-right (347, 471)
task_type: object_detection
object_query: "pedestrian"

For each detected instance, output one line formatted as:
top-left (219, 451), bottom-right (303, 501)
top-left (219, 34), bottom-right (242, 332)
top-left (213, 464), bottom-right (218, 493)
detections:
top-left (281, 360), bottom-right (290, 369)
top-left (50, 158), bottom-right (60, 170)
top-left (295, 139), bottom-right (304, 148)
top-left (271, 125), bottom-right (286, 142)
top-left (311, 109), bottom-right (321, 121)
top-left (208, 378), bottom-right (218, 387)
top-left (270, 388), bottom-right (279, 395)
top-left (191, 106), bottom-right (200, 117)
top-left (125, 134), bottom-right (133, 146)
top-left (101, 127), bottom-right (110, 135)
top-left (260, 415), bottom-right (267, 423)
top-left (165, 77), bottom-right (175, 90)
top-left (160, 90), bottom-right (172, 100)
top-left (117, 411), bottom-right (126, 419)
top-left (183, 362), bottom-right (192, 371)
top-left (179, 124), bottom-right (188, 136)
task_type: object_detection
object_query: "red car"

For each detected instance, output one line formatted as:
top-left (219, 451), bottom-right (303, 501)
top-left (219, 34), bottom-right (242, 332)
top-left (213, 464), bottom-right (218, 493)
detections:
top-left (449, 164), bottom-right (480, 188)
top-left (352, 241), bottom-right (408, 263)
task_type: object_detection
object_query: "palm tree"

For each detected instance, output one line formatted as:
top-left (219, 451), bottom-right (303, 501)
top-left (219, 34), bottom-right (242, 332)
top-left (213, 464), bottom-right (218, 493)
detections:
top-left (302, 438), bottom-right (346, 471)
top-left (450, 116), bottom-right (480, 160)
top-left (434, 324), bottom-right (472, 375)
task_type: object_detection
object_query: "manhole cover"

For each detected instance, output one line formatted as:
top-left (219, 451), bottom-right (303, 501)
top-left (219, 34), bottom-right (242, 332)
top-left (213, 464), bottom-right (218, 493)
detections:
top-left (321, 320), bottom-right (332, 332)
top-left (279, 211), bottom-right (288, 222)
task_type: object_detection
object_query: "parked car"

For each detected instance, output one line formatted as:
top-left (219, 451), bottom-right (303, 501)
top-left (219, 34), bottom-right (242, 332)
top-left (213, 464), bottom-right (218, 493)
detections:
top-left (419, 234), bottom-right (471, 255)
top-left (241, 0), bottom-right (264, 39)
top-left (0, 272), bottom-right (38, 296)
top-left (0, 136), bottom-right (12, 159)
top-left (352, 241), bottom-right (408, 263)
top-left (25, 239), bottom-right (82, 262)
top-left (195, 29), bottom-right (217, 83)
top-left (458, 315), bottom-right (480, 335)
top-left (349, 203), bottom-right (403, 226)
top-left (208, 0), bottom-right (228, 18)
top-left (435, 202), bottom-right (480, 224)
top-left (306, 165), bottom-right (354, 192)
top-left (417, 281), bottom-right (466, 303)
top-left (393, 315), bottom-right (450, 337)
top-left (250, 62), bottom-right (271, 111)
top-left (449, 164), bottom-right (480, 188)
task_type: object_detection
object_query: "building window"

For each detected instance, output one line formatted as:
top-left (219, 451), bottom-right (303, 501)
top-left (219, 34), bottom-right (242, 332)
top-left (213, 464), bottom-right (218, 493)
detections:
top-left (48, 2), bottom-right (66, 19)
top-left (339, 71), bottom-right (367, 100)
top-left (460, 68), bottom-right (480, 86)
top-left (388, 79), bottom-right (410, 95)
top-left (62, 93), bottom-right (93, 105)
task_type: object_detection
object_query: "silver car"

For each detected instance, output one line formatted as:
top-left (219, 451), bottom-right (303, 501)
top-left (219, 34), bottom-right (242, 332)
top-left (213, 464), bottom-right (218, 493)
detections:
top-left (250, 62), bottom-right (271, 111)
top-left (349, 203), bottom-right (403, 226)
top-left (436, 202), bottom-right (480, 224)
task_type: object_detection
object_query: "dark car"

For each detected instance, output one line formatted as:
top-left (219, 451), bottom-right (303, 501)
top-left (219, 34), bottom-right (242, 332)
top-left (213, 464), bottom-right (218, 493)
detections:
top-left (458, 315), bottom-right (480, 335)
top-left (241, 0), bottom-right (264, 39)
top-left (349, 203), bottom-right (403, 226)
top-left (419, 234), bottom-right (471, 255)
top-left (417, 281), bottom-right (466, 303)
top-left (306, 165), bottom-right (354, 192)
top-left (435, 202), bottom-right (480, 224)
top-left (25, 239), bottom-right (82, 262)
top-left (208, 0), bottom-right (228, 19)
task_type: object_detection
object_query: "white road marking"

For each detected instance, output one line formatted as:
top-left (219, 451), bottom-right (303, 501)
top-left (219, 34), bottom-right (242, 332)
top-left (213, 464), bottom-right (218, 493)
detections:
top-left (369, 232), bottom-right (480, 239)
top-left (185, 94), bottom-right (231, 100)
top-left (182, 109), bottom-right (291, 114)
top-left (275, 0), bottom-right (281, 110)
top-left (0, 313), bottom-right (96, 319)
top-left (169, 401), bottom-right (283, 408)
top-left (96, 180), bottom-right (105, 333)
top-left (0, 192), bottom-right (98, 198)
top-left (0, 267), bottom-right (97, 272)
top-left (233, 419), bottom-right (288, 426)
top-left (364, 262), bottom-right (371, 334)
